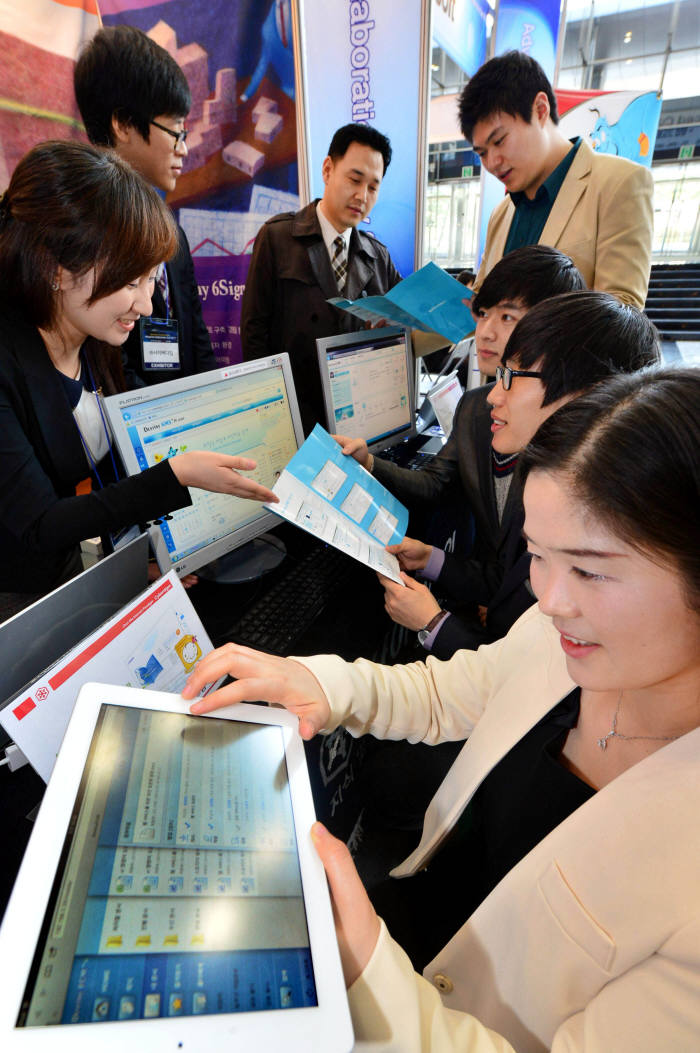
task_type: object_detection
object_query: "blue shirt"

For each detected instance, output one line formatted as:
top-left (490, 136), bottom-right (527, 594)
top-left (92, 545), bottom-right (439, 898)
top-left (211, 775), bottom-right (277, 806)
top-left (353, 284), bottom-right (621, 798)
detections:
top-left (504, 138), bottom-right (582, 256)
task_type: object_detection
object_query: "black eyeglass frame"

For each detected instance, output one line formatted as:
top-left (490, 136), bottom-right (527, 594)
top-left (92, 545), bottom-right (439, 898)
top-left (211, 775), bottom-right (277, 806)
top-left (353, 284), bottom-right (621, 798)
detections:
top-left (495, 365), bottom-right (544, 390)
top-left (150, 120), bottom-right (188, 147)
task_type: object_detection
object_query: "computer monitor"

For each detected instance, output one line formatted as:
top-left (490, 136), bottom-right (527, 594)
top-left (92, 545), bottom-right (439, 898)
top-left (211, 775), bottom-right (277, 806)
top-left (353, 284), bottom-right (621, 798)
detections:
top-left (104, 356), bottom-right (304, 581)
top-left (0, 533), bottom-right (150, 724)
top-left (316, 326), bottom-right (415, 453)
top-left (428, 371), bottom-right (464, 436)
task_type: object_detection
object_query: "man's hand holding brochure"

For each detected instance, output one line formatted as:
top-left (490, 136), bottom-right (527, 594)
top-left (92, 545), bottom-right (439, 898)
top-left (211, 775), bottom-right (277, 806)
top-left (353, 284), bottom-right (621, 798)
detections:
top-left (264, 425), bottom-right (407, 584)
top-left (328, 261), bottom-right (474, 345)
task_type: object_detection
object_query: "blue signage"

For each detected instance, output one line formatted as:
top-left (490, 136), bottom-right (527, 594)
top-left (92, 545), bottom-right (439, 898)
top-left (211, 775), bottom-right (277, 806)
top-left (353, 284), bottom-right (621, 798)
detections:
top-left (298, 0), bottom-right (428, 276)
top-left (432, 0), bottom-right (490, 77)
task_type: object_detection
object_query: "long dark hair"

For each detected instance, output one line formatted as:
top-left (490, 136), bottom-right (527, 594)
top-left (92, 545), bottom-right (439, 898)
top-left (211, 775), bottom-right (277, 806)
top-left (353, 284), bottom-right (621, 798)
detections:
top-left (520, 368), bottom-right (700, 611)
top-left (0, 140), bottom-right (178, 331)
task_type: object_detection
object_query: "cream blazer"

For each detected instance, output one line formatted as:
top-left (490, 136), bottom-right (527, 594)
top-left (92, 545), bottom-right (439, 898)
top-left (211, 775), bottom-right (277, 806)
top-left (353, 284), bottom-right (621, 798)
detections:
top-left (298, 605), bottom-right (700, 1052)
top-left (475, 140), bottom-right (654, 309)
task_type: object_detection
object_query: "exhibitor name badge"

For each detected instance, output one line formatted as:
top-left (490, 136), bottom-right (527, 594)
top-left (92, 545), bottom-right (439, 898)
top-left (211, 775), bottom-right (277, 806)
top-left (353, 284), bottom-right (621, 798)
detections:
top-left (140, 317), bottom-right (181, 371)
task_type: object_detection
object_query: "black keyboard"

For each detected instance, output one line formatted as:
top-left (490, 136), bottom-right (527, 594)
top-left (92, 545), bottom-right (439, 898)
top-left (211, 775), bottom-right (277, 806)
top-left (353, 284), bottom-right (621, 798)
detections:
top-left (381, 432), bottom-right (442, 470)
top-left (381, 446), bottom-right (435, 471)
top-left (229, 544), bottom-right (357, 655)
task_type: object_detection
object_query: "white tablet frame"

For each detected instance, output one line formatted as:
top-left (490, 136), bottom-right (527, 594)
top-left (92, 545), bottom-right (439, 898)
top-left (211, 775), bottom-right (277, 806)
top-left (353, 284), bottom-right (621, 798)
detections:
top-left (0, 684), bottom-right (353, 1052)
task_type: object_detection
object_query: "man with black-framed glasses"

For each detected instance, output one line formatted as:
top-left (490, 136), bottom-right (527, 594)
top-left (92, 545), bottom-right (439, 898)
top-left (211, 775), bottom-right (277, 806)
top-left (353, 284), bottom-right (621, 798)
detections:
top-left (74, 24), bottom-right (216, 389)
top-left (334, 287), bottom-right (658, 883)
top-left (339, 285), bottom-right (658, 660)
top-left (494, 365), bottom-right (543, 389)
top-left (150, 119), bottom-right (189, 149)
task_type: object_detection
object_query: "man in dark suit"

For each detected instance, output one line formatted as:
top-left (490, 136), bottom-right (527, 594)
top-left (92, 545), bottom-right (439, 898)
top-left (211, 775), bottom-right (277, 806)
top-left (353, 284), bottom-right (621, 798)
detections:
top-left (336, 246), bottom-right (587, 657)
top-left (74, 25), bottom-right (216, 388)
top-left (241, 123), bottom-right (401, 435)
top-left (372, 290), bottom-right (658, 659)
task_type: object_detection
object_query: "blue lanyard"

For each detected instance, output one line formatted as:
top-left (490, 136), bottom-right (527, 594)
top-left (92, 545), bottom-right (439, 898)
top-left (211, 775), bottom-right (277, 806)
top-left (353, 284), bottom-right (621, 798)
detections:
top-left (72, 356), bottom-right (120, 489)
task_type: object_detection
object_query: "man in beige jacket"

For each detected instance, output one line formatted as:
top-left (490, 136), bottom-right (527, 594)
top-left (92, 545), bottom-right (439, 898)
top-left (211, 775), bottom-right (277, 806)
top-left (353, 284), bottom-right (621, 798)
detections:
top-left (461, 51), bottom-right (653, 309)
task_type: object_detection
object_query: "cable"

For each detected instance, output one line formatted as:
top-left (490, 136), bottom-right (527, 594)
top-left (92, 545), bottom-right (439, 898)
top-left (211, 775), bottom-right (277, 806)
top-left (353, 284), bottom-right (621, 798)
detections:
top-left (0, 743), bottom-right (29, 772)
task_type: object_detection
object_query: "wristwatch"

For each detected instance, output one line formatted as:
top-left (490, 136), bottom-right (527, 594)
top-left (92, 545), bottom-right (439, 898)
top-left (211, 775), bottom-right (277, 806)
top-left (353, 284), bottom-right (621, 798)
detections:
top-left (417, 609), bottom-right (446, 647)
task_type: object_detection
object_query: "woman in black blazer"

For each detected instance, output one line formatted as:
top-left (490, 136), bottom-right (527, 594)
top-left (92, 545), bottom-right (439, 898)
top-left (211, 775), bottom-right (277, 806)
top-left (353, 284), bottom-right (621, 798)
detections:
top-left (0, 141), bottom-right (275, 603)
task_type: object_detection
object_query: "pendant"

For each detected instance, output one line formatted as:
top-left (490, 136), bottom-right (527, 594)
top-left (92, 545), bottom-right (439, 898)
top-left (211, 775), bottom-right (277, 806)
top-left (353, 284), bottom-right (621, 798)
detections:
top-left (597, 735), bottom-right (609, 751)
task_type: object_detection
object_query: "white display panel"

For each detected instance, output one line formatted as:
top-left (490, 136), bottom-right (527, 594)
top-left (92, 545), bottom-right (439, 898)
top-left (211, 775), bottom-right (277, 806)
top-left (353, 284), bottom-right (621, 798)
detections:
top-left (105, 356), bottom-right (304, 577)
top-left (317, 326), bottom-right (415, 453)
top-left (0, 687), bottom-right (352, 1052)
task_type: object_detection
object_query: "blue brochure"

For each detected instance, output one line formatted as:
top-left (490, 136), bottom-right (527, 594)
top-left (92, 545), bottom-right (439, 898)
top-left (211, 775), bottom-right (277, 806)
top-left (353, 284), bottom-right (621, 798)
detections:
top-left (329, 261), bottom-right (474, 344)
top-left (264, 425), bottom-right (408, 583)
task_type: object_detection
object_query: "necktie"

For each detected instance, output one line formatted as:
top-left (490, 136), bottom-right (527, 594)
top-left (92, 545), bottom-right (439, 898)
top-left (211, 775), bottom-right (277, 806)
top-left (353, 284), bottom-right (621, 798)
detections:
top-left (157, 263), bottom-right (170, 317)
top-left (332, 235), bottom-right (347, 292)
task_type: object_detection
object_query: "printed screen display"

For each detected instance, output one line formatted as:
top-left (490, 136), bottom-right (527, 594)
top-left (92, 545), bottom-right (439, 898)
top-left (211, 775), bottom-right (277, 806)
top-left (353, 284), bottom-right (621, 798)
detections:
top-left (322, 331), bottom-right (411, 447)
top-left (18, 705), bottom-right (316, 1027)
top-left (116, 363), bottom-right (298, 566)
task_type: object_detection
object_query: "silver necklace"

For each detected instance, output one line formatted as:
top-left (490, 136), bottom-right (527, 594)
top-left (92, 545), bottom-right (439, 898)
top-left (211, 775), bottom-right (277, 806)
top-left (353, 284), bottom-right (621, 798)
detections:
top-left (597, 691), bottom-right (681, 751)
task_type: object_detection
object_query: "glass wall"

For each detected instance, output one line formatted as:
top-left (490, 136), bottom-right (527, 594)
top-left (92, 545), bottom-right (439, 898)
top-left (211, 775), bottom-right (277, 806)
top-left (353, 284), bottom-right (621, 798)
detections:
top-left (652, 163), bottom-right (700, 257)
top-left (559, 0), bottom-right (699, 100)
top-left (424, 178), bottom-right (481, 269)
top-left (424, 0), bottom-right (700, 269)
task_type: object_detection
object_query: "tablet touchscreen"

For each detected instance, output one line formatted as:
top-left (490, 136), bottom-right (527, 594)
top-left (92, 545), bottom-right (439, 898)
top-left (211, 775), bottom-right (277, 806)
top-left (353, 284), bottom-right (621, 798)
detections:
top-left (9, 698), bottom-right (337, 1037)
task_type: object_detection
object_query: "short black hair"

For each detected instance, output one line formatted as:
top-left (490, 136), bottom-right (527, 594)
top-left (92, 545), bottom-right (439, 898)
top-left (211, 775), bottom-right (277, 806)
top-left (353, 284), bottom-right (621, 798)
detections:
top-left (457, 269), bottom-right (476, 287)
top-left (327, 124), bottom-right (392, 174)
top-left (74, 25), bottom-right (191, 147)
top-left (472, 246), bottom-right (584, 315)
top-left (520, 367), bottom-right (700, 611)
top-left (458, 51), bottom-right (559, 143)
top-left (504, 291), bottom-right (660, 406)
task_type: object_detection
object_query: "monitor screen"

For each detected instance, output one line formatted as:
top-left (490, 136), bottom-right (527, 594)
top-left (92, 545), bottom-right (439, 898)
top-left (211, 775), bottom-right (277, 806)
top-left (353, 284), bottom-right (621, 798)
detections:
top-left (316, 326), bottom-right (415, 453)
top-left (0, 534), bottom-right (149, 720)
top-left (428, 371), bottom-right (464, 436)
top-left (17, 703), bottom-right (317, 1026)
top-left (104, 357), bottom-right (303, 578)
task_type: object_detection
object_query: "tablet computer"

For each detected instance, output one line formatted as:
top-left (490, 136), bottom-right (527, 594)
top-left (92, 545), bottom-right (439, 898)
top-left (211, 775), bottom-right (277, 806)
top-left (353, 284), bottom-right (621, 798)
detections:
top-left (0, 684), bottom-right (353, 1052)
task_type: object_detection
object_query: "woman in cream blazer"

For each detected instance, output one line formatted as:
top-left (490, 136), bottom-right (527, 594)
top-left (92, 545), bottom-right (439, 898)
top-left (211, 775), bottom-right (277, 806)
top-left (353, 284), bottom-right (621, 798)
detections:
top-left (184, 368), bottom-right (700, 1052)
top-left (302, 604), bottom-right (700, 1051)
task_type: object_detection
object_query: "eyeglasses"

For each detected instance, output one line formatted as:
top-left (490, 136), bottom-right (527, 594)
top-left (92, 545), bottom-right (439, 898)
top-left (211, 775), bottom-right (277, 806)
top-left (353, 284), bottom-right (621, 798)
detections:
top-left (150, 120), bottom-right (188, 148)
top-left (495, 365), bottom-right (544, 390)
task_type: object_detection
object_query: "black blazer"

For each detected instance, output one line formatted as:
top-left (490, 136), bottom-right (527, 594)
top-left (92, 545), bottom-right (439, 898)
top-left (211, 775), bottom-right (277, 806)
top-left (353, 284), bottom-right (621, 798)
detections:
top-left (373, 385), bottom-right (534, 656)
top-left (241, 200), bottom-right (401, 435)
top-left (0, 308), bottom-right (191, 595)
top-left (123, 225), bottom-right (217, 389)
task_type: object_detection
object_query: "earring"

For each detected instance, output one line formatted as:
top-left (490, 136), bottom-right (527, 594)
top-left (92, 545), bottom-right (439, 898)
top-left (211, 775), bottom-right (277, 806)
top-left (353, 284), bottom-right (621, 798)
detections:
top-left (51, 280), bottom-right (59, 291)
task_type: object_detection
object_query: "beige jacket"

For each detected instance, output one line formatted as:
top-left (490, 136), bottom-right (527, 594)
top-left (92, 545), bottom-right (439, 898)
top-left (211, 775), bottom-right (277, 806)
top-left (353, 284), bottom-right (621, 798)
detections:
top-left (298, 605), bottom-right (700, 1052)
top-left (475, 140), bottom-right (653, 309)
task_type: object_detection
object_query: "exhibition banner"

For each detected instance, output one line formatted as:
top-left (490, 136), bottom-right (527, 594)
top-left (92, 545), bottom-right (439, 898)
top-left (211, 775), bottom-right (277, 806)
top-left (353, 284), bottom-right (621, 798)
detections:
top-left (558, 88), bottom-right (662, 166)
top-left (432, 0), bottom-right (489, 77)
top-left (298, 0), bottom-right (429, 277)
top-left (101, 0), bottom-right (301, 365)
top-left (491, 0), bottom-right (562, 78)
top-left (0, 0), bottom-right (98, 184)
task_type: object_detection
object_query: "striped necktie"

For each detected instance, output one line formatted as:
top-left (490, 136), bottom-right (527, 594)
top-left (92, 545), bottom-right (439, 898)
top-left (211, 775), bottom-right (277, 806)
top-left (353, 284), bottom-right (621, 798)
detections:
top-left (156, 263), bottom-right (170, 317)
top-left (332, 235), bottom-right (347, 292)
